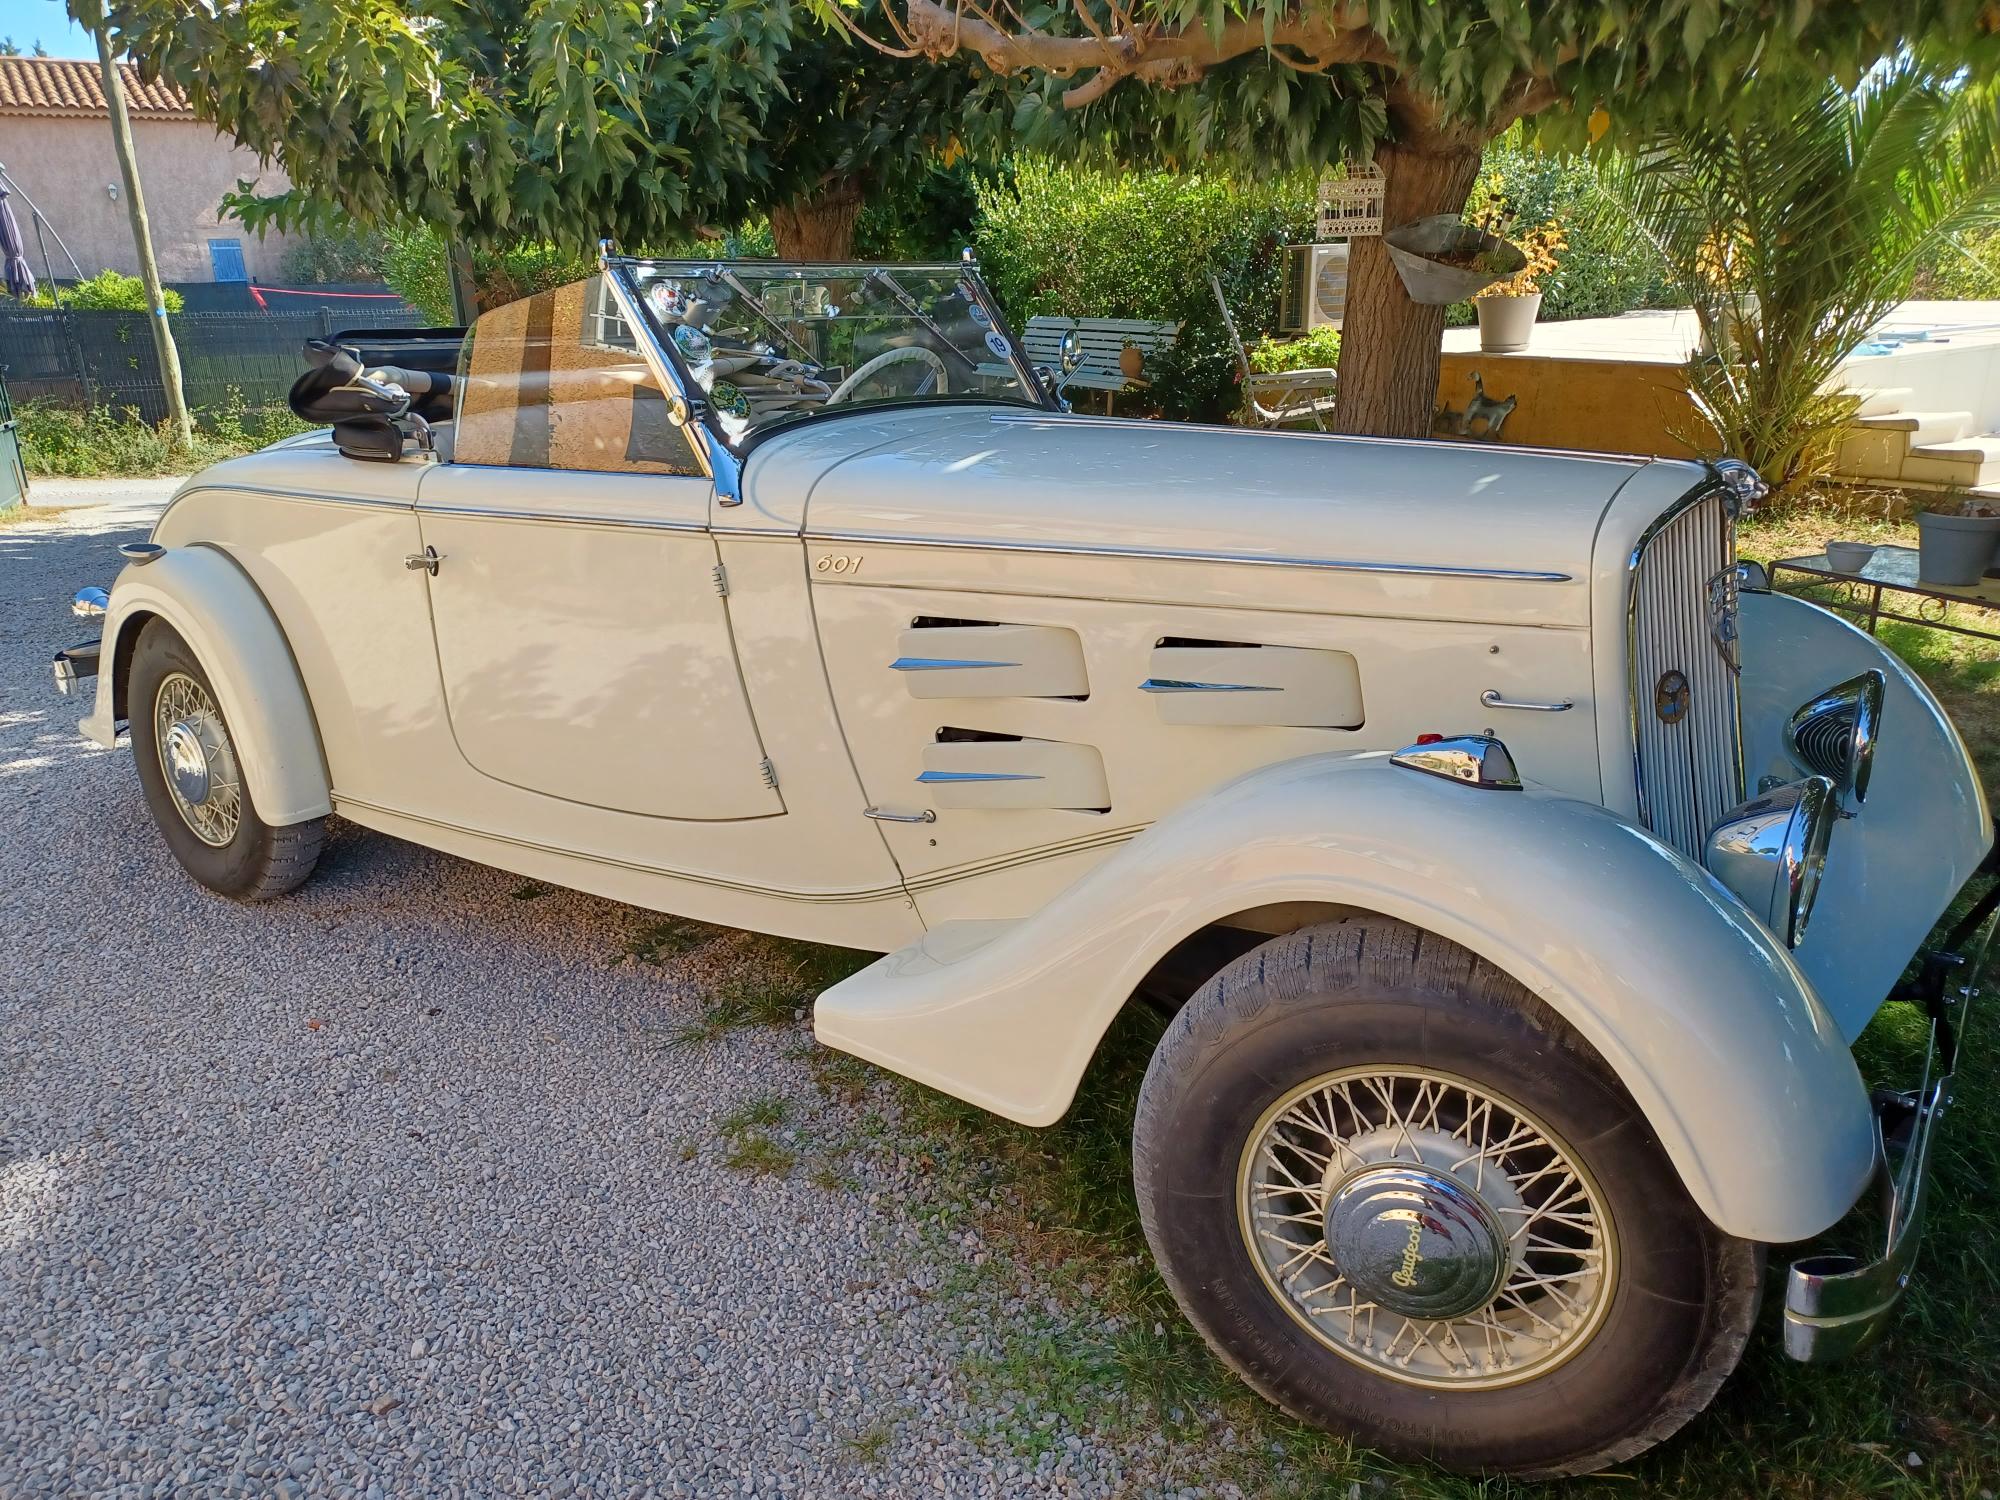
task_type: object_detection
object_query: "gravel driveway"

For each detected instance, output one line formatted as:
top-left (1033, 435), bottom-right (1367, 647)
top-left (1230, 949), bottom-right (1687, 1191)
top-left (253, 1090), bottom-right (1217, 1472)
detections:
top-left (0, 504), bottom-right (1197, 1499)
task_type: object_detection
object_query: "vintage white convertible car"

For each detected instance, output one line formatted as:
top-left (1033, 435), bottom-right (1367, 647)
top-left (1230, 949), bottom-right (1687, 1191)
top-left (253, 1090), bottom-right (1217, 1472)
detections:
top-left (54, 255), bottom-right (1996, 1477)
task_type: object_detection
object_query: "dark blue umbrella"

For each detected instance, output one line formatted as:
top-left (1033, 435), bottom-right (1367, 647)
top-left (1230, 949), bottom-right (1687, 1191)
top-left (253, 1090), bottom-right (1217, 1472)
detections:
top-left (0, 183), bottom-right (36, 301)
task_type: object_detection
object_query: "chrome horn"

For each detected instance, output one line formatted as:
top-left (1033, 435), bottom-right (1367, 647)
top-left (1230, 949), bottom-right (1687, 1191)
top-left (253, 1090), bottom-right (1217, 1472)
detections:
top-left (1704, 776), bottom-right (1837, 947)
top-left (1786, 670), bottom-right (1885, 810)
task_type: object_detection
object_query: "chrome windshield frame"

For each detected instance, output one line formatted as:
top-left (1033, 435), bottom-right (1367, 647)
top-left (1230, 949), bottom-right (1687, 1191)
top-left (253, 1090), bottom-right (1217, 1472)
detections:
top-left (600, 254), bottom-right (1054, 489)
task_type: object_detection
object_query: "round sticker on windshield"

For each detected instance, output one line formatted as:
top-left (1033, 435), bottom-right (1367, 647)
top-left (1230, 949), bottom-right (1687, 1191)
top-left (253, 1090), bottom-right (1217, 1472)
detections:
top-left (983, 330), bottom-right (1011, 359)
top-left (966, 302), bottom-right (990, 325)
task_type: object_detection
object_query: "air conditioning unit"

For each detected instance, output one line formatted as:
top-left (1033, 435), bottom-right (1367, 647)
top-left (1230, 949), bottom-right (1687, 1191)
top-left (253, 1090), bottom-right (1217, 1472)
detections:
top-left (1277, 243), bottom-right (1349, 334)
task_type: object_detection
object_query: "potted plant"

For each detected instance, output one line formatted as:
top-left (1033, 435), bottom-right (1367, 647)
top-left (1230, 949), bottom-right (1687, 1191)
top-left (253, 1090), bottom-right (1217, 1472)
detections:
top-left (1473, 221), bottom-right (1567, 353)
top-left (1381, 215), bottom-right (1526, 305)
top-left (1916, 497), bottom-right (2000, 587)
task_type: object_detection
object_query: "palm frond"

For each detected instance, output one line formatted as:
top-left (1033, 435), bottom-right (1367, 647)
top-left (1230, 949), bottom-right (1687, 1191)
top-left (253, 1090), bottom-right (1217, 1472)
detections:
top-left (1605, 60), bottom-right (2000, 490)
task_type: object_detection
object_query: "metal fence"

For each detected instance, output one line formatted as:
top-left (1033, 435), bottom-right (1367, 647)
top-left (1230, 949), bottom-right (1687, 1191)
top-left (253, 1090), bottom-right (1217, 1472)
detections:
top-left (0, 305), bottom-right (430, 424)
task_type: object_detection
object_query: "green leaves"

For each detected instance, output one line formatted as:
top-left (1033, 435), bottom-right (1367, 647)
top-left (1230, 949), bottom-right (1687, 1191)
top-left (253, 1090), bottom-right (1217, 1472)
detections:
top-left (973, 157), bottom-right (1318, 418)
top-left (98, 0), bottom-right (994, 254)
top-left (1605, 60), bottom-right (2000, 489)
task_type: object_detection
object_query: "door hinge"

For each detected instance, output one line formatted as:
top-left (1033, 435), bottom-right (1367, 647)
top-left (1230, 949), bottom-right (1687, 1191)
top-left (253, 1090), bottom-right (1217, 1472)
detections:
top-left (712, 563), bottom-right (729, 597)
top-left (759, 757), bottom-right (779, 791)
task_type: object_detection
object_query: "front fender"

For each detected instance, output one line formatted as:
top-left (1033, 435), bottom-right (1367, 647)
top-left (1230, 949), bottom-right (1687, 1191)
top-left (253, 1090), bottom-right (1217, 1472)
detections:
top-left (817, 754), bottom-right (1877, 1243)
top-left (84, 544), bottom-right (331, 826)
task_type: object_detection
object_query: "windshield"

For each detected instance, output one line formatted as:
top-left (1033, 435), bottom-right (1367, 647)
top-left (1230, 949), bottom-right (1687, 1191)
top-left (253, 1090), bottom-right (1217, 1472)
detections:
top-left (624, 261), bottom-right (1046, 450)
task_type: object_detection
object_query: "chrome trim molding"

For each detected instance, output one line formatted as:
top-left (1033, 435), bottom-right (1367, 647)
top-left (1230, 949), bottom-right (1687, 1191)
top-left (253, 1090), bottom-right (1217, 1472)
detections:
top-left (916, 769), bottom-right (1043, 784)
top-left (180, 482), bottom-right (416, 514)
top-left (1140, 678), bottom-right (1281, 694)
top-left (890, 656), bottom-right (1021, 671)
top-left (1389, 735), bottom-right (1522, 790)
top-left (416, 502), bottom-right (710, 535)
top-left (1479, 689), bottom-right (1573, 713)
top-left (118, 542), bottom-right (165, 564)
top-left (803, 530), bottom-right (1573, 583)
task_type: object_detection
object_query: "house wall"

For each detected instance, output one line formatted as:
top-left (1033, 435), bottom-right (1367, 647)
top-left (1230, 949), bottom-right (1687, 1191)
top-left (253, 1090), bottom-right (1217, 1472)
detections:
top-left (0, 114), bottom-right (297, 283)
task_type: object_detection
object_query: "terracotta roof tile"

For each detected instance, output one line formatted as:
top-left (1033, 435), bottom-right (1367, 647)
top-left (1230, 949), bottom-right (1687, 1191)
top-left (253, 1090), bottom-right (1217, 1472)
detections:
top-left (0, 56), bottom-right (193, 118)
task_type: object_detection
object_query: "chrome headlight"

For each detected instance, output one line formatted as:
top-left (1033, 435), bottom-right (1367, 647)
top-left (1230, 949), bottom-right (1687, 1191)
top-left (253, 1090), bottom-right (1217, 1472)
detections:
top-left (1786, 670), bottom-right (1884, 808)
top-left (1704, 776), bottom-right (1837, 947)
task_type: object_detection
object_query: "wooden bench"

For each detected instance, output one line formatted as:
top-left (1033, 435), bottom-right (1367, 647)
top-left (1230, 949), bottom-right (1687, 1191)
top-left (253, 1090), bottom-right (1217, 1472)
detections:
top-left (1019, 315), bottom-right (1181, 412)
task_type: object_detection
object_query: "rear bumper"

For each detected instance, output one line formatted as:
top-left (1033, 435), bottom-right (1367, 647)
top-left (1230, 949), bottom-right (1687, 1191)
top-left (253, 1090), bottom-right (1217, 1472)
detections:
top-left (1784, 863), bottom-right (1997, 1361)
top-left (52, 637), bottom-right (100, 697)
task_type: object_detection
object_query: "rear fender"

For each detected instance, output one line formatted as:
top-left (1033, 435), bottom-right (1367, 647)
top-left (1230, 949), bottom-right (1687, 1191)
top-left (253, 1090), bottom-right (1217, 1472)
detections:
top-left (86, 544), bottom-right (331, 826)
top-left (817, 754), bottom-right (1877, 1244)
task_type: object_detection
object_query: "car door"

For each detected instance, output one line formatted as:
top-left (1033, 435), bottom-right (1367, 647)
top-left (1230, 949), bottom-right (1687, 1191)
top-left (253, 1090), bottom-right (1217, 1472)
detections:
top-left (413, 274), bottom-right (782, 822)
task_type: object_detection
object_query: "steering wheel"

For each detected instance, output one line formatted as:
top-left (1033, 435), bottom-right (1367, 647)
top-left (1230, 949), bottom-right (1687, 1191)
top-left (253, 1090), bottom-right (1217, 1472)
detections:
top-left (827, 345), bottom-right (949, 404)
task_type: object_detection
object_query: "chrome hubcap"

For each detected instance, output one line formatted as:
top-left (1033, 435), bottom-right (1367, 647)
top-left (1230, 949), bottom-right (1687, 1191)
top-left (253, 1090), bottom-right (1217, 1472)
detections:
top-left (1238, 1067), bottom-right (1615, 1389)
top-left (162, 721), bottom-right (212, 806)
top-left (153, 673), bottom-right (241, 848)
top-left (1324, 1161), bottom-right (1510, 1320)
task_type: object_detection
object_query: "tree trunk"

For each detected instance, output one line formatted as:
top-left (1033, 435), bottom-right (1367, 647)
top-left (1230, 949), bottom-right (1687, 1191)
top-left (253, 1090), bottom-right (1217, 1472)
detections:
top-left (95, 26), bottom-right (192, 448)
top-left (1333, 134), bottom-right (1486, 439)
top-left (770, 179), bottom-right (865, 260)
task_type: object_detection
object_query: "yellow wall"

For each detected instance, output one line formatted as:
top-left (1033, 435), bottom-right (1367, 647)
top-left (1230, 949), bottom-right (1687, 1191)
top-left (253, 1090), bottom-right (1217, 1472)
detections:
top-left (1432, 352), bottom-right (1715, 460)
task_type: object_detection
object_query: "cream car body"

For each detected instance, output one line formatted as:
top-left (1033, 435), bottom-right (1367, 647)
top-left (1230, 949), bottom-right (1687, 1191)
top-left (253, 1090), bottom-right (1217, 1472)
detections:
top-left (58, 257), bottom-right (1994, 1476)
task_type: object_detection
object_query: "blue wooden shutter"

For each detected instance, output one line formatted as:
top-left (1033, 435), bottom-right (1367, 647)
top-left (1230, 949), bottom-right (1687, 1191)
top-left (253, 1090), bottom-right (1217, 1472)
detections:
top-left (207, 238), bottom-right (247, 282)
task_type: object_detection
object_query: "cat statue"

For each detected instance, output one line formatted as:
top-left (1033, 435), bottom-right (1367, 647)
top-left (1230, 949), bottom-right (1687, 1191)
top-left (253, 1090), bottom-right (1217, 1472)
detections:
top-left (1458, 371), bottom-right (1518, 439)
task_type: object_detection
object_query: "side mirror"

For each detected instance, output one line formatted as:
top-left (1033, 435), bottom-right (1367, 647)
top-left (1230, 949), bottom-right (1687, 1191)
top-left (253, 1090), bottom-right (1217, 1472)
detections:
top-left (1058, 328), bottom-right (1083, 375)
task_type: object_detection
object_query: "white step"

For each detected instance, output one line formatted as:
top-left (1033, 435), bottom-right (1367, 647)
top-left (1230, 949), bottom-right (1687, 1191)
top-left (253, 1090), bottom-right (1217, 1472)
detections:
top-left (1907, 435), bottom-right (2000, 462)
top-left (1972, 483), bottom-right (2000, 503)
top-left (1903, 434), bottom-right (2000, 488)
top-left (1849, 386), bottom-right (1912, 419)
top-left (1852, 409), bottom-right (1974, 445)
top-left (1852, 409), bottom-right (1974, 444)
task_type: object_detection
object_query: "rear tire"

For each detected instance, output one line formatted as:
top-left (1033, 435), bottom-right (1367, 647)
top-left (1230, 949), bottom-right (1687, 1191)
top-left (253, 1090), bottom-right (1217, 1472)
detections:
top-left (128, 619), bottom-right (326, 901)
top-left (1132, 915), bottom-right (1761, 1479)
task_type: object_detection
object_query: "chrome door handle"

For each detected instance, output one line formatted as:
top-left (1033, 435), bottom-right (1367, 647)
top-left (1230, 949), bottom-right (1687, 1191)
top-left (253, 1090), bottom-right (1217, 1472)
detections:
top-left (864, 806), bottom-right (937, 824)
top-left (404, 546), bottom-right (443, 575)
top-left (1480, 689), bottom-right (1573, 712)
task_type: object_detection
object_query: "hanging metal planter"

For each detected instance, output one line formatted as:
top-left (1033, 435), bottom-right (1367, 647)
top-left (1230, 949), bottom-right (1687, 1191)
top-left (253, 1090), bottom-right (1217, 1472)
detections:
top-left (1382, 215), bottom-right (1526, 306)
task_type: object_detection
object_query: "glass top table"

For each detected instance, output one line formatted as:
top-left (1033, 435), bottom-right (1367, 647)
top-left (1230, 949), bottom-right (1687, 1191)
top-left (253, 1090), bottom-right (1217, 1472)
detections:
top-left (1769, 544), bottom-right (2000, 643)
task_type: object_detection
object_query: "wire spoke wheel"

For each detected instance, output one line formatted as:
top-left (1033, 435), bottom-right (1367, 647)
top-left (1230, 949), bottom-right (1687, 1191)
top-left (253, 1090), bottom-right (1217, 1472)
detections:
top-left (1237, 1065), bottom-right (1616, 1390)
top-left (152, 671), bottom-right (243, 849)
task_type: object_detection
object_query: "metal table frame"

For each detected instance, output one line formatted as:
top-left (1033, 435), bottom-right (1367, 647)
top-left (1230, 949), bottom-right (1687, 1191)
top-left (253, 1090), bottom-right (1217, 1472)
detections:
top-left (1770, 545), bottom-right (2000, 644)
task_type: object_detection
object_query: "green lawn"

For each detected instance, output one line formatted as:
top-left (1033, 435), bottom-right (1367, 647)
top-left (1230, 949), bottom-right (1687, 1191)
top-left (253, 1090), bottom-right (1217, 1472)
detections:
top-left (737, 494), bottom-right (2000, 1495)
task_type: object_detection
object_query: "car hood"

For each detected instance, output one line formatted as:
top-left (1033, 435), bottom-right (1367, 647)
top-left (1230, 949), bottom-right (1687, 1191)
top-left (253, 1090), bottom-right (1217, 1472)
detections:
top-left (772, 407), bottom-right (1662, 591)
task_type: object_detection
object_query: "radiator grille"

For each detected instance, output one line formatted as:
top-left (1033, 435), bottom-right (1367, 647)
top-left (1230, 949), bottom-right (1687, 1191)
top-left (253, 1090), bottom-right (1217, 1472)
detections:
top-left (1630, 491), bottom-right (1742, 858)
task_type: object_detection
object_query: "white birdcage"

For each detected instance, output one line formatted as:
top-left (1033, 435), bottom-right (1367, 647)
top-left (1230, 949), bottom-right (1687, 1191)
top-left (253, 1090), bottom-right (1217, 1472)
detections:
top-left (1316, 165), bottom-right (1384, 241)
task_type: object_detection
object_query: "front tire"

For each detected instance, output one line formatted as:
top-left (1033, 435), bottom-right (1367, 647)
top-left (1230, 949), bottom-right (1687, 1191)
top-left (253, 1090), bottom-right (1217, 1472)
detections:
top-left (1133, 916), bottom-right (1761, 1478)
top-left (128, 619), bottom-right (326, 901)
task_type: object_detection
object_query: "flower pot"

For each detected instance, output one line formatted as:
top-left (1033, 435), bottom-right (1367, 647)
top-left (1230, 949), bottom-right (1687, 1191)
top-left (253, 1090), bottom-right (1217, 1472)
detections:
top-left (1916, 510), bottom-right (2000, 587)
top-left (1382, 215), bottom-right (1526, 306)
top-left (1476, 293), bottom-right (1542, 353)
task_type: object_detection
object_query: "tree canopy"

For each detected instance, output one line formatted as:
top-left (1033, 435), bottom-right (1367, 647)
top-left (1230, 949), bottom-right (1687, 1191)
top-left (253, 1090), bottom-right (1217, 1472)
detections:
top-left (80, 0), bottom-right (1012, 255)
top-left (821, 0), bottom-right (2000, 435)
top-left (839, 1), bottom-right (2000, 163)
